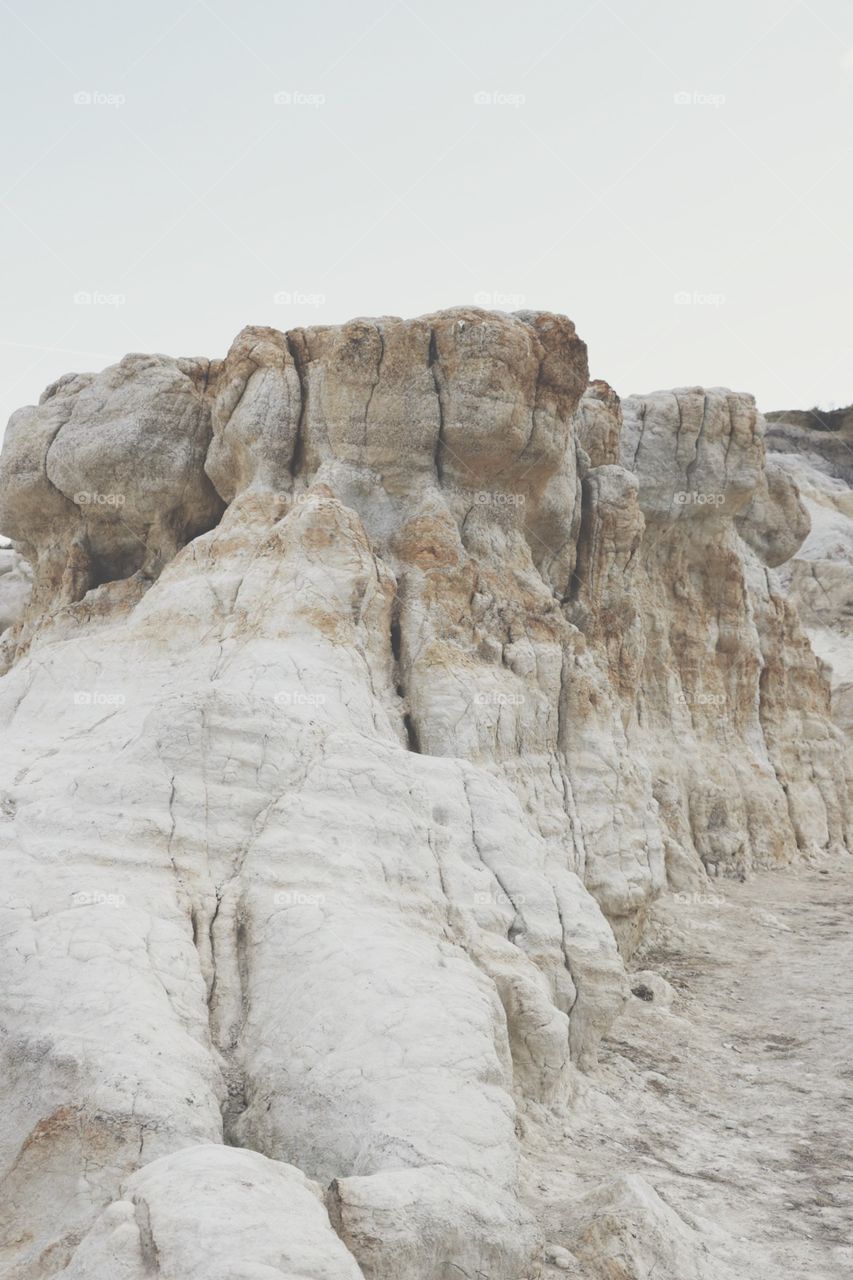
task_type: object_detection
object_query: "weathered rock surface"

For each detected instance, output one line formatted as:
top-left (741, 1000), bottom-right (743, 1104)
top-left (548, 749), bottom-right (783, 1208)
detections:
top-left (550, 855), bottom-right (853, 1280)
top-left (764, 405), bottom-right (853, 776)
top-left (60, 1146), bottom-right (365, 1280)
top-left (558, 1173), bottom-right (738, 1279)
top-left (765, 403), bottom-right (853, 484)
top-left (0, 546), bottom-right (32, 633)
top-left (0, 311), bottom-right (848, 1279)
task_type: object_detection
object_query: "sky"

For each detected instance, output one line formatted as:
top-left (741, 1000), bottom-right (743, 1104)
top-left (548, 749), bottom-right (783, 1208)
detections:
top-left (0, 0), bottom-right (852, 443)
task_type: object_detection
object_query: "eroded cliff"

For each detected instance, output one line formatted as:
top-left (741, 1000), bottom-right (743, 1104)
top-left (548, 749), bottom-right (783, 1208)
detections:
top-left (0, 310), bottom-right (848, 1280)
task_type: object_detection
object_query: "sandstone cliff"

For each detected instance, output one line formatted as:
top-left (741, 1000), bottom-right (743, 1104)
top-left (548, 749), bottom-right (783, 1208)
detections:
top-left (0, 310), bottom-right (848, 1280)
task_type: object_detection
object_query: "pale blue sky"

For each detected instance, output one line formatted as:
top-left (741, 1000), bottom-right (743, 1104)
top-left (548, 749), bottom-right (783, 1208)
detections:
top-left (1, 0), bottom-right (851, 439)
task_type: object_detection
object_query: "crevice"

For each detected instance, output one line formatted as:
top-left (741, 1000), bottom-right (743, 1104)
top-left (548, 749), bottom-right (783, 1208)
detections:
top-left (403, 712), bottom-right (420, 752)
top-left (363, 323), bottom-right (385, 442)
top-left (550, 885), bottom-right (579, 1006)
top-left (462, 774), bottom-right (524, 939)
top-left (133, 1196), bottom-right (161, 1274)
top-left (722, 394), bottom-right (738, 485)
top-left (206, 892), bottom-right (222, 1010)
top-left (222, 918), bottom-right (249, 1141)
top-left (166, 775), bottom-right (185, 890)
top-left (285, 331), bottom-right (308, 480)
top-left (684, 392), bottom-right (709, 493)
top-left (390, 618), bottom-right (402, 663)
top-left (390, 592), bottom-right (421, 752)
top-left (196, 791), bottom-right (281, 1144)
top-left (631, 400), bottom-right (647, 471)
top-left (326, 1177), bottom-right (344, 1235)
top-left (516, 348), bottom-right (544, 466)
top-left (567, 474), bottom-right (596, 607)
top-left (429, 329), bottom-right (446, 483)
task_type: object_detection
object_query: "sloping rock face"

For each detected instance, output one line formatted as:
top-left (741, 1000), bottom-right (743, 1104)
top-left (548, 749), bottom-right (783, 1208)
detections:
top-left (764, 405), bottom-right (853, 778)
top-left (0, 310), bottom-right (847, 1280)
top-left (765, 404), bottom-right (853, 484)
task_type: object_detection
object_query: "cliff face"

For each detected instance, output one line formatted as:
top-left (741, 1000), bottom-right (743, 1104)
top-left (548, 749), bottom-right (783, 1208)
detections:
top-left (764, 405), bottom-right (853, 780)
top-left (0, 310), bottom-right (848, 1280)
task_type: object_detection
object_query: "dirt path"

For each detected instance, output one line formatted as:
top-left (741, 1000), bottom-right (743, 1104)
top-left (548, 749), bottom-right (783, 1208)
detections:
top-left (529, 855), bottom-right (853, 1278)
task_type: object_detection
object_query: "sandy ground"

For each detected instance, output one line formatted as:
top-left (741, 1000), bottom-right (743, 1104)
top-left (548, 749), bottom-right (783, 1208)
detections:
top-left (525, 854), bottom-right (853, 1279)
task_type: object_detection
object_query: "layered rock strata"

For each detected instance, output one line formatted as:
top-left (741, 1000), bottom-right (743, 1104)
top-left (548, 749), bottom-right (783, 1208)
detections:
top-left (0, 310), bottom-right (847, 1279)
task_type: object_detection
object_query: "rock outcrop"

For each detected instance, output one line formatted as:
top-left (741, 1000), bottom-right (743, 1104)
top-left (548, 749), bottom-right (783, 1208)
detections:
top-left (0, 546), bottom-right (32, 633)
top-left (764, 404), bottom-right (853, 777)
top-left (0, 310), bottom-right (848, 1280)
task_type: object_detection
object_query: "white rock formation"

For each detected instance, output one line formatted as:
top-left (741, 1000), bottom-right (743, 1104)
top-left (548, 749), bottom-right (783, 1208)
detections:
top-left (0, 310), bottom-right (848, 1279)
top-left (0, 546), bottom-right (32, 633)
top-left (763, 406), bottom-right (853, 775)
top-left (60, 1146), bottom-right (365, 1280)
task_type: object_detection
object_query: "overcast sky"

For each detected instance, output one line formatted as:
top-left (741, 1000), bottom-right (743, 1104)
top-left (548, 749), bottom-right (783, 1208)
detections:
top-left (1, 0), bottom-right (851, 441)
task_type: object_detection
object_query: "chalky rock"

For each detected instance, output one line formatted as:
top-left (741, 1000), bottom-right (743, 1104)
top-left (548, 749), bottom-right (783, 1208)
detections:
top-left (0, 547), bottom-right (32, 632)
top-left (60, 1145), bottom-right (367, 1280)
top-left (0, 355), bottom-right (223, 655)
top-left (0, 310), bottom-right (848, 1280)
top-left (765, 404), bottom-right (853, 781)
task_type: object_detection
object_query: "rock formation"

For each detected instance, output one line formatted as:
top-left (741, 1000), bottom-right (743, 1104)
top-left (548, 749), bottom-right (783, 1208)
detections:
top-left (763, 404), bottom-right (853, 779)
top-left (0, 310), bottom-right (848, 1279)
top-left (0, 545), bottom-right (32, 633)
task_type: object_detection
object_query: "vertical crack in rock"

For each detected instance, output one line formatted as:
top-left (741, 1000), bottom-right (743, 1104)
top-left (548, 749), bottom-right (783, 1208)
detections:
top-left (428, 327), bottom-right (446, 483)
top-left (684, 391), bottom-right (709, 494)
top-left (285, 331), bottom-right (308, 479)
top-left (133, 1196), bottom-right (162, 1274)
top-left (203, 789), bottom-right (286, 1144)
top-left (516, 348), bottom-right (543, 466)
top-left (390, 595), bottom-right (420, 752)
top-left (362, 323), bottom-right (385, 444)
top-left (631, 399), bottom-right (647, 470)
